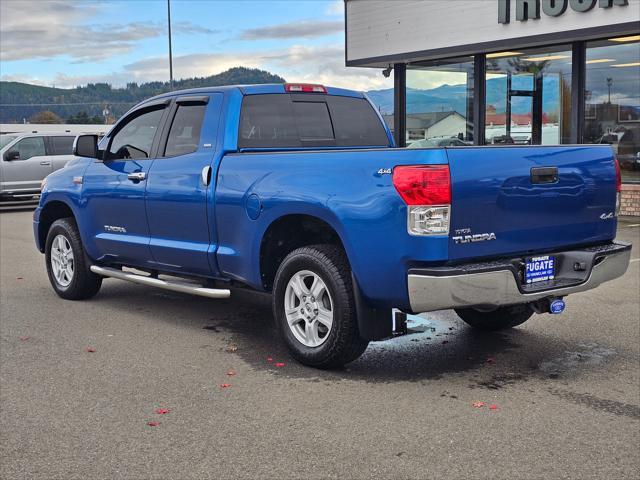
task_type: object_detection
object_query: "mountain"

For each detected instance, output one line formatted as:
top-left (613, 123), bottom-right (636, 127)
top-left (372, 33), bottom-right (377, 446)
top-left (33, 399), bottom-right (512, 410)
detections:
top-left (0, 67), bottom-right (286, 123)
top-left (367, 76), bottom-right (562, 117)
top-left (2, 68), bottom-right (565, 124)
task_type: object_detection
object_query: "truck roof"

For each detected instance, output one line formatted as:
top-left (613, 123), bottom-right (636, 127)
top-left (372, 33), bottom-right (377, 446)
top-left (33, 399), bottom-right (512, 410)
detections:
top-left (139, 83), bottom-right (365, 106)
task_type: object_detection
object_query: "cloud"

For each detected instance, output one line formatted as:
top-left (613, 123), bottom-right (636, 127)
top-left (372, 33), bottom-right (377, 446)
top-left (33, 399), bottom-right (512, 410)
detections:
top-left (240, 19), bottom-right (344, 40)
top-left (325, 0), bottom-right (344, 16)
top-left (171, 21), bottom-right (219, 35)
top-left (0, 1), bottom-right (217, 62)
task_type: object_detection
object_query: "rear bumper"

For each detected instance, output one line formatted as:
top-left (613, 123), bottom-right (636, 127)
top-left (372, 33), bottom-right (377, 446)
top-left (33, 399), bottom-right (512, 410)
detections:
top-left (408, 241), bottom-right (631, 313)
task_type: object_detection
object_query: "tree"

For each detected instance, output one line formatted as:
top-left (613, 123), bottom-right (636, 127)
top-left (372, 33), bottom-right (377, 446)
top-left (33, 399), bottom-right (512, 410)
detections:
top-left (29, 110), bottom-right (63, 124)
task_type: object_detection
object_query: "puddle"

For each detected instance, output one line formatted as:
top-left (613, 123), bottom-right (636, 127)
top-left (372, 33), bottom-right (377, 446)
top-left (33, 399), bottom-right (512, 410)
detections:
top-left (538, 344), bottom-right (616, 376)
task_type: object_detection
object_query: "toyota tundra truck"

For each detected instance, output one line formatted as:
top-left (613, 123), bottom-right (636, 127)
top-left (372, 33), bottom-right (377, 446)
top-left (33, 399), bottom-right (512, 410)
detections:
top-left (33, 83), bottom-right (631, 368)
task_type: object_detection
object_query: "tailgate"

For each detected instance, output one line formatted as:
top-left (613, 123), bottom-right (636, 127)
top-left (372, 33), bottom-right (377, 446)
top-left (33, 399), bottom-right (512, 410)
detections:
top-left (446, 145), bottom-right (617, 261)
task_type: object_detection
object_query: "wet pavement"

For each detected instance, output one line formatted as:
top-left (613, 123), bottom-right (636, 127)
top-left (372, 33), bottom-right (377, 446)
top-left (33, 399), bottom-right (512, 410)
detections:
top-left (1, 210), bottom-right (639, 479)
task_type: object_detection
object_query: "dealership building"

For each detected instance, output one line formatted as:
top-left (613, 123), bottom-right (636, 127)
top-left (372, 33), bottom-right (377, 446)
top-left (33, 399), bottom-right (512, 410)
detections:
top-left (345, 0), bottom-right (640, 215)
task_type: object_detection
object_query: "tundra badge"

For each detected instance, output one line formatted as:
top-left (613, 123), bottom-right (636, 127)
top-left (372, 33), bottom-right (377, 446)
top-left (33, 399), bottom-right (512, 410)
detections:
top-left (452, 232), bottom-right (497, 244)
top-left (104, 225), bottom-right (127, 233)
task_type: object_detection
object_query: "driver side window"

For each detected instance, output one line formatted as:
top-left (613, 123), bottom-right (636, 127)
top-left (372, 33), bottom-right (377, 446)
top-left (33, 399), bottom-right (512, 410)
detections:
top-left (12, 136), bottom-right (46, 160)
top-left (108, 107), bottom-right (165, 160)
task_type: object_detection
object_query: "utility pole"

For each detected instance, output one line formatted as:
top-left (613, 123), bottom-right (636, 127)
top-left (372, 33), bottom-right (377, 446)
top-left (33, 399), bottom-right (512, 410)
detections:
top-left (167, 0), bottom-right (174, 89)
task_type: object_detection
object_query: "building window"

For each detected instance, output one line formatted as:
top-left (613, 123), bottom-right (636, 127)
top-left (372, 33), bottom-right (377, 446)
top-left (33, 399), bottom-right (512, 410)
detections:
top-left (583, 36), bottom-right (640, 183)
top-left (404, 57), bottom-right (474, 147)
top-left (485, 45), bottom-right (572, 145)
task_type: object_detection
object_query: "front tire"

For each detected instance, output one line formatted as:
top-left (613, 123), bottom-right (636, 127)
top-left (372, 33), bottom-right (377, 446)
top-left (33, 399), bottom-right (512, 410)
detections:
top-left (455, 304), bottom-right (533, 331)
top-left (272, 244), bottom-right (368, 369)
top-left (45, 218), bottom-right (102, 300)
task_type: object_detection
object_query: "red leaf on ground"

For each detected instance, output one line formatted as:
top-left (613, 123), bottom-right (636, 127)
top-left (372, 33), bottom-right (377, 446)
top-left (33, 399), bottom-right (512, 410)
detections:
top-left (489, 404), bottom-right (498, 410)
top-left (275, 362), bottom-right (285, 367)
top-left (19, 336), bottom-right (30, 341)
top-left (226, 370), bottom-right (236, 376)
top-left (85, 347), bottom-right (96, 353)
top-left (267, 357), bottom-right (273, 362)
top-left (219, 383), bottom-right (232, 388)
top-left (472, 401), bottom-right (486, 408)
top-left (147, 421), bottom-right (160, 427)
top-left (486, 357), bottom-right (496, 364)
top-left (154, 408), bottom-right (170, 414)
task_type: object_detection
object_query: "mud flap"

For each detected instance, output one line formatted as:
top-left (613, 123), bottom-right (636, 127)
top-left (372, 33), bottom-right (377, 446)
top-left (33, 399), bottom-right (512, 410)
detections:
top-left (351, 273), bottom-right (392, 341)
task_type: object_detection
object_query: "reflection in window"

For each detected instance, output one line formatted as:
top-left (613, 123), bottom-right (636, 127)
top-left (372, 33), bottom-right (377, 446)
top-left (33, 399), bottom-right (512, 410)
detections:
top-left (109, 108), bottom-right (164, 160)
top-left (164, 104), bottom-right (206, 157)
top-left (485, 46), bottom-right (572, 145)
top-left (404, 57), bottom-right (474, 147)
top-left (583, 37), bottom-right (640, 183)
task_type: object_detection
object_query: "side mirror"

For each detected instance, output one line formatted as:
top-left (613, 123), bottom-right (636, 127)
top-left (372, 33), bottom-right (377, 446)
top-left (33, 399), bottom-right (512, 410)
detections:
top-left (4, 150), bottom-right (20, 161)
top-left (73, 134), bottom-right (100, 158)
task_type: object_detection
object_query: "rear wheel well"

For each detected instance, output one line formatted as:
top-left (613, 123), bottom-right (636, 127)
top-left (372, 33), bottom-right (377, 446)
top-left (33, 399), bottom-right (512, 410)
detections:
top-left (38, 201), bottom-right (75, 251)
top-left (260, 215), bottom-right (346, 291)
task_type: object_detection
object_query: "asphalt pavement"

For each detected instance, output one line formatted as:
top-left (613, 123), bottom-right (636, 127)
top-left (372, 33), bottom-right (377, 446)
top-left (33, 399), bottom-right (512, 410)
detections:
top-left (1, 209), bottom-right (639, 479)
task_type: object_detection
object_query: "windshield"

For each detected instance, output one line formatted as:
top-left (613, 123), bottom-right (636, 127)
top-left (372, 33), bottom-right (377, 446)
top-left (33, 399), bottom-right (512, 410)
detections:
top-left (0, 135), bottom-right (18, 150)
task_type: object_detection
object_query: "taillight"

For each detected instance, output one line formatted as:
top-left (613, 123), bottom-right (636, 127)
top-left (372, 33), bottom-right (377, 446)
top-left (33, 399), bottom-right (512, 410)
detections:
top-left (284, 83), bottom-right (327, 93)
top-left (614, 156), bottom-right (622, 216)
top-left (393, 165), bottom-right (451, 236)
top-left (614, 156), bottom-right (622, 193)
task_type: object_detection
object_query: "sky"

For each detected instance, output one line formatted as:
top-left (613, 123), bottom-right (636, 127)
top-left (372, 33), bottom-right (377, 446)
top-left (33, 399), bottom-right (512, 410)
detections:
top-left (0, 0), bottom-right (393, 91)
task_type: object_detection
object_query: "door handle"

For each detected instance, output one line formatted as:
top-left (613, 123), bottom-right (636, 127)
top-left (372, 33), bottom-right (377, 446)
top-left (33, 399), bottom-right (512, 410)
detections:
top-left (40, 160), bottom-right (51, 166)
top-left (531, 167), bottom-right (558, 184)
top-left (201, 166), bottom-right (212, 186)
top-left (127, 171), bottom-right (146, 182)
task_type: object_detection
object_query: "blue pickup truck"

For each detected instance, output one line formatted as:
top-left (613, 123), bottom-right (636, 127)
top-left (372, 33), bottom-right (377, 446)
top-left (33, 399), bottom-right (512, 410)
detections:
top-left (34, 83), bottom-right (631, 368)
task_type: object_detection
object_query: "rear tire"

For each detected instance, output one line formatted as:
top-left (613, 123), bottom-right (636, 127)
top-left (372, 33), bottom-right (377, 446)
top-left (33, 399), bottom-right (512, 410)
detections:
top-left (45, 218), bottom-right (102, 300)
top-left (272, 244), bottom-right (368, 369)
top-left (455, 304), bottom-right (533, 331)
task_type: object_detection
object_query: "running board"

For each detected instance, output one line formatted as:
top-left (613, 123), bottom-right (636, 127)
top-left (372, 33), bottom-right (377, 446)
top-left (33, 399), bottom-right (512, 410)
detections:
top-left (90, 266), bottom-right (230, 299)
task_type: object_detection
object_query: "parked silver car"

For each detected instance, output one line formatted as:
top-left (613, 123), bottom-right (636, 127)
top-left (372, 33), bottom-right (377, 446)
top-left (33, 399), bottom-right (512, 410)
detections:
top-left (0, 133), bottom-right (76, 200)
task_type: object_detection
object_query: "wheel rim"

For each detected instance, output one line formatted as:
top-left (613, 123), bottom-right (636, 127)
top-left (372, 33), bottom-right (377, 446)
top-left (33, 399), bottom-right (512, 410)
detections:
top-left (50, 234), bottom-right (74, 287)
top-left (284, 270), bottom-right (334, 348)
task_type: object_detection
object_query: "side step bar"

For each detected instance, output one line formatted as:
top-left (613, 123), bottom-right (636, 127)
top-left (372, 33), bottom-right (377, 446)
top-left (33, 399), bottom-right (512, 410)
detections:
top-left (90, 266), bottom-right (231, 299)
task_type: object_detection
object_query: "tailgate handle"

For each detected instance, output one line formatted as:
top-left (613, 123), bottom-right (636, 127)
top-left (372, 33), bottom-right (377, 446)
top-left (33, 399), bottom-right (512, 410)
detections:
top-left (531, 167), bottom-right (558, 184)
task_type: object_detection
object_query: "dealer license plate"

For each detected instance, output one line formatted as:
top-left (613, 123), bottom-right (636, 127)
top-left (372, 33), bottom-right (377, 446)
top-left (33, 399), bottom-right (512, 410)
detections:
top-left (525, 255), bottom-right (556, 284)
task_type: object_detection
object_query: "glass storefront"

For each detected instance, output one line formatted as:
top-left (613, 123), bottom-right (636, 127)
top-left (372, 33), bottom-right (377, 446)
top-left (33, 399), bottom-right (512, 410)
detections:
top-left (397, 35), bottom-right (640, 185)
top-left (583, 36), bottom-right (640, 183)
top-left (485, 45), bottom-right (572, 145)
top-left (405, 57), bottom-right (474, 147)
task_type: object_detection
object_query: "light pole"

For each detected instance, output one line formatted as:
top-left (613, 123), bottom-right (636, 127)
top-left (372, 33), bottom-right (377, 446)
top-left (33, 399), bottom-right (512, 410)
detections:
top-left (167, 0), bottom-right (174, 89)
top-left (606, 77), bottom-right (613, 104)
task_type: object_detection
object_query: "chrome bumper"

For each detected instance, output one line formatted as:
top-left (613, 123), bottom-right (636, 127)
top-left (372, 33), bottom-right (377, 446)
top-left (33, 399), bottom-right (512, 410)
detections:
top-left (408, 243), bottom-right (631, 313)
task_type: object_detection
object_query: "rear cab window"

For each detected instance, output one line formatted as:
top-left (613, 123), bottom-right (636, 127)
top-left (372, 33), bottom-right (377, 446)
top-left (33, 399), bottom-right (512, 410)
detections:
top-left (163, 103), bottom-right (207, 157)
top-left (238, 93), bottom-right (389, 149)
top-left (49, 136), bottom-right (75, 155)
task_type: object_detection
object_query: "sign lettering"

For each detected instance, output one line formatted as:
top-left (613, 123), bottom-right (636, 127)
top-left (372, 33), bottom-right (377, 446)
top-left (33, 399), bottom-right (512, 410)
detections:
top-left (498, 0), bottom-right (629, 23)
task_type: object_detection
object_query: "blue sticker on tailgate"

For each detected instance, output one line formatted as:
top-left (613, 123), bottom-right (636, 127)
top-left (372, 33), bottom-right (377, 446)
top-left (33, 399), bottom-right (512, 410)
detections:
top-left (525, 255), bottom-right (555, 284)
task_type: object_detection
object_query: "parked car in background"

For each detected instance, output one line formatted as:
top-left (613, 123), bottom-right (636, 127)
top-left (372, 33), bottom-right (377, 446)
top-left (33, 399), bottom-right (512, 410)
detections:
top-left (0, 133), bottom-right (76, 200)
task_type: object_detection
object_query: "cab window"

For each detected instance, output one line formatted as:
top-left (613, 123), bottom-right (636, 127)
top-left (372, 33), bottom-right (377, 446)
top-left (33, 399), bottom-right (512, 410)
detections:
top-left (9, 136), bottom-right (46, 160)
top-left (108, 107), bottom-right (165, 160)
top-left (50, 136), bottom-right (75, 155)
top-left (163, 104), bottom-right (206, 157)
